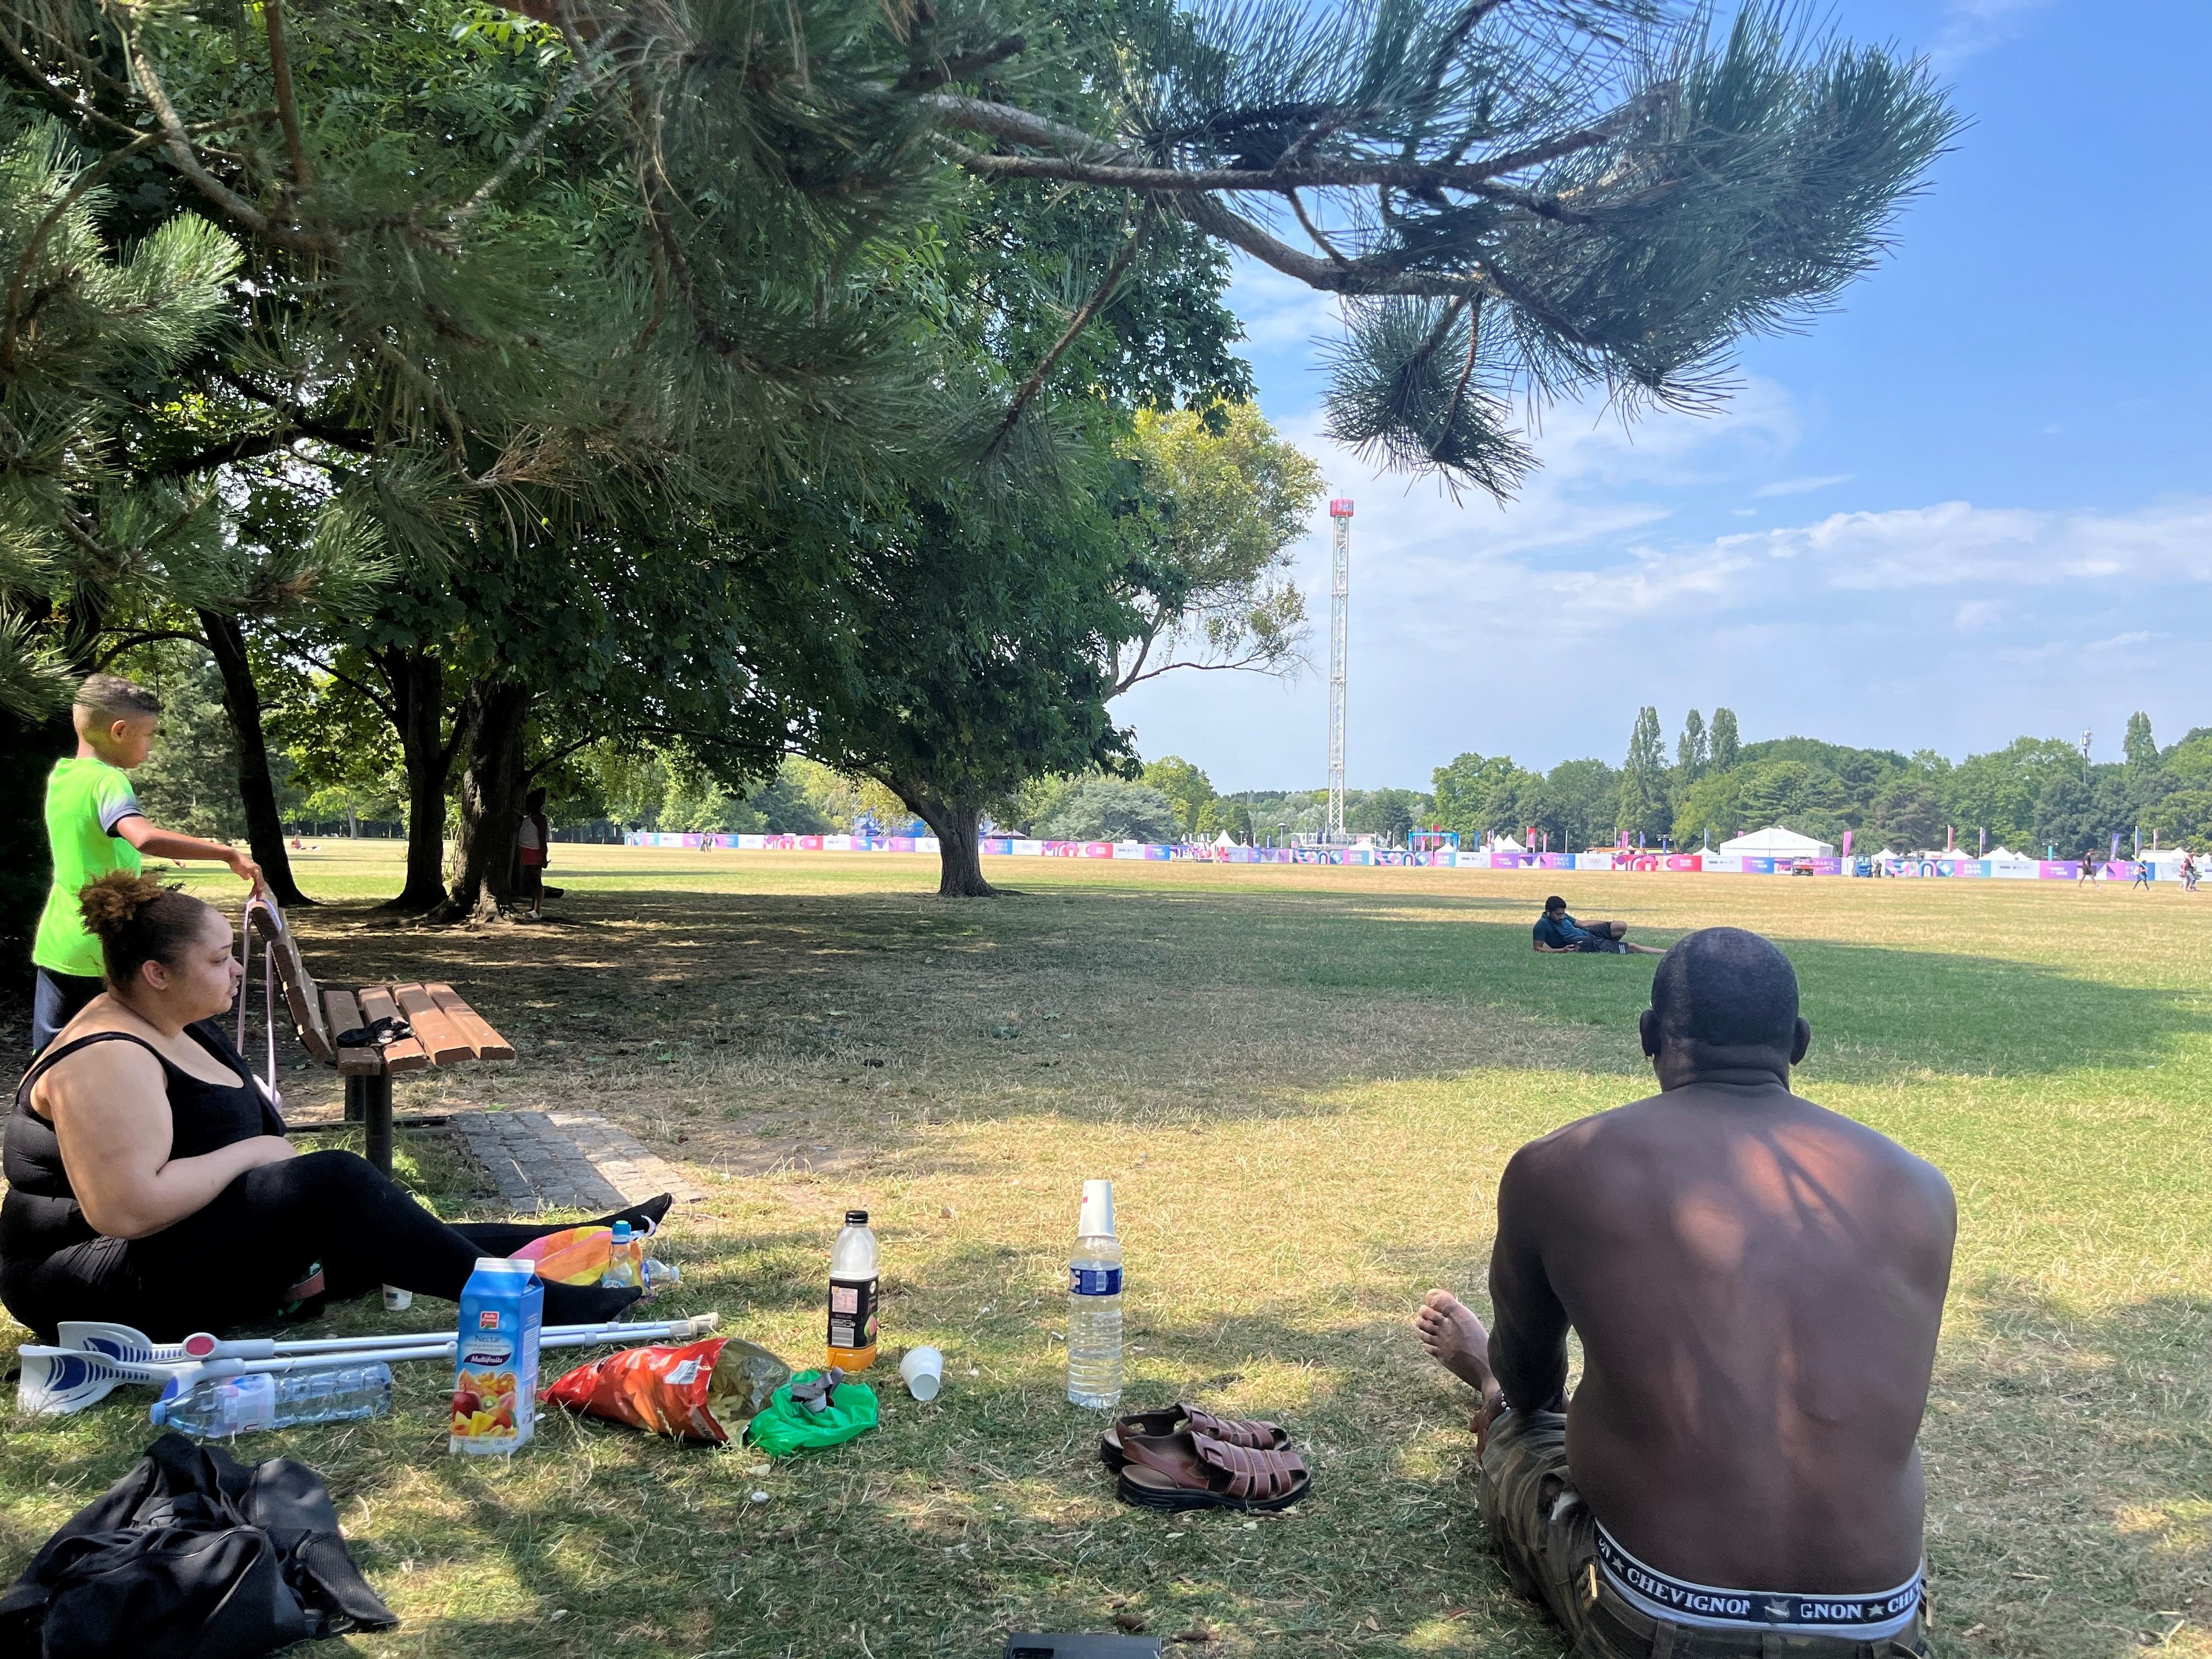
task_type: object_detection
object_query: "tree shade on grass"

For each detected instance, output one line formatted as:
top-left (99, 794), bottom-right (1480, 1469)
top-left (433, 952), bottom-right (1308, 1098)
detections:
top-left (2, 846), bottom-right (2200, 1659)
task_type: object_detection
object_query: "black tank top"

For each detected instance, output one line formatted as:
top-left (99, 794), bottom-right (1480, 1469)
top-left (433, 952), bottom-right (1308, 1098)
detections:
top-left (0, 1020), bottom-right (280, 1276)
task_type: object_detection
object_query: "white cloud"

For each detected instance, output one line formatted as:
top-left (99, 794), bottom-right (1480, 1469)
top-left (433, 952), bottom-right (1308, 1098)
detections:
top-left (1754, 473), bottom-right (1854, 499)
top-left (1932, 0), bottom-right (2055, 65)
top-left (1121, 250), bottom-right (2211, 790)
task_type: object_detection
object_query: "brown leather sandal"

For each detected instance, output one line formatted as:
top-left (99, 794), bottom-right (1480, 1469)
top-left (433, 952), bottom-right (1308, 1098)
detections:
top-left (1100, 1403), bottom-right (1290, 1469)
top-left (1115, 1430), bottom-right (1311, 1511)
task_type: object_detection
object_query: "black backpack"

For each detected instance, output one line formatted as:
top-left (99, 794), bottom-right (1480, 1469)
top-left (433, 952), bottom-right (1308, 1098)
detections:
top-left (0, 1434), bottom-right (394, 1658)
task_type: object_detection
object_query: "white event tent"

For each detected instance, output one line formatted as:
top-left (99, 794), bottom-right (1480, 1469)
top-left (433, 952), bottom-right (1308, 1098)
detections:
top-left (1717, 826), bottom-right (1837, 860)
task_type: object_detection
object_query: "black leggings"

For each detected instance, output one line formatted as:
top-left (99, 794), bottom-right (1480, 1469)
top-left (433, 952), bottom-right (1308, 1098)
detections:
top-left (5, 1150), bottom-right (662, 1341)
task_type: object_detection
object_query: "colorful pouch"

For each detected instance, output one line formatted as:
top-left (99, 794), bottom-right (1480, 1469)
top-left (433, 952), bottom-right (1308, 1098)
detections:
top-left (545, 1336), bottom-right (791, 1443)
top-left (509, 1226), bottom-right (612, 1286)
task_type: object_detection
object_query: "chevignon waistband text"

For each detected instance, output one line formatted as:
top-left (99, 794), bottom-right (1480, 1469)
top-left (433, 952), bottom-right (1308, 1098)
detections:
top-left (1595, 1527), bottom-right (1925, 1629)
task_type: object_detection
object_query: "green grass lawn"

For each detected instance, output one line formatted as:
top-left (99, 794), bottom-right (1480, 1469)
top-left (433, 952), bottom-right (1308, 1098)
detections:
top-left (4, 845), bottom-right (2208, 1657)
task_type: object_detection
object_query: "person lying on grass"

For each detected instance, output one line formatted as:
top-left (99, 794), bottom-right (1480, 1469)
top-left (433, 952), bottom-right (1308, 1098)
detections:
top-left (1418, 927), bottom-right (1955, 1658)
top-left (1531, 895), bottom-right (1664, 956)
top-left (0, 872), bottom-right (664, 1344)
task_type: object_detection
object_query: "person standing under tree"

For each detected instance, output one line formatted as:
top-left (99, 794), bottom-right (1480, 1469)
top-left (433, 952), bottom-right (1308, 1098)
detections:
top-left (517, 788), bottom-right (551, 920)
top-left (32, 676), bottom-right (262, 1053)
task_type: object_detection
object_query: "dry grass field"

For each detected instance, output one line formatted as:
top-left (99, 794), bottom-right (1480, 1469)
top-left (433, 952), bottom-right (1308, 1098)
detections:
top-left (2, 844), bottom-right (2208, 1658)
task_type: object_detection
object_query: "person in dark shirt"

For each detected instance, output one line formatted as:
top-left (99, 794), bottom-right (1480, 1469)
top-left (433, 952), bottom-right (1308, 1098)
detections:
top-left (1533, 896), bottom-right (1664, 955)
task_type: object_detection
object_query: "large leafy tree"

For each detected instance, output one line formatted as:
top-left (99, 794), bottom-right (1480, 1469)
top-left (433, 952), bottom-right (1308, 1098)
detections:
top-left (1111, 403), bottom-right (1322, 693)
top-left (1, 0), bottom-right (1957, 930)
top-left (1616, 703), bottom-right (1669, 842)
top-left (794, 459), bottom-right (1149, 895)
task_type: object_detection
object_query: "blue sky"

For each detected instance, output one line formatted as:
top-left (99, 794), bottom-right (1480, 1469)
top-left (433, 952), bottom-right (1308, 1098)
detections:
top-left (1115, 0), bottom-right (2212, 793)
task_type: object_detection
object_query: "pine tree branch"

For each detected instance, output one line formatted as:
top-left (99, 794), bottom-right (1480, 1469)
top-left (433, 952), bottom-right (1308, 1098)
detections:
top-left (0, 21), bottom-right (151, 141)
top-left (1436, 292), bottom-right (1482, 461)
top-left (209, 369), bottom-right (380, 454)
top-left (1, 127), bottom-right (162, 372)
top-left (262, 0), bottom-right (311, 191)
top-left (442, 26), bottom-right (628, 232)
top-left (921, 93), bottom-right (1636, 193)
top-left (1176, 188), bottom-right (1478, 298)
top-left (989, 202), bottom-right (1154, 449)
top-left (115, 18), bottom-right (337, 253)
top-left (1288, 189), bottom-right (1351, 267)
top-left (94, 628), bottom-right (203, 667)
top-left (893, 33), bottom-right (1025, 94)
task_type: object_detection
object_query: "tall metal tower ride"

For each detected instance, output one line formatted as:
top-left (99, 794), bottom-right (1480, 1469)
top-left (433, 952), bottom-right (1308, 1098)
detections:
top-left (1327, 498), bottom-right (1354, 842)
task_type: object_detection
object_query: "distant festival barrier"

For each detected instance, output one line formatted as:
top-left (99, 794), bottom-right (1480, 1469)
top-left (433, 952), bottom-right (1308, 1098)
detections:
top-left (619, 831), bottom-right (2163, 881)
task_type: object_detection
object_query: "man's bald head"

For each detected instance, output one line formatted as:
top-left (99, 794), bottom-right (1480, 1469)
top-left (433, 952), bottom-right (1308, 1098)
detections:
top-left (1643, 927), bottom-right (1807, 1070)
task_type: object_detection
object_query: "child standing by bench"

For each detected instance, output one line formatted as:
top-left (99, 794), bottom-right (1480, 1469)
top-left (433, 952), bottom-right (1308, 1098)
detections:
top-left (31, 675), bottom-right (263, 1052)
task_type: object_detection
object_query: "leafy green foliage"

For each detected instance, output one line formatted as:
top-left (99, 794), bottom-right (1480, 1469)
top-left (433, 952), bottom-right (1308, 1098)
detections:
top-left (1114, 403), bottom-right (1322, 692)
top-left (1138, 754), bottom-right (1218, 835)
top-left (1035, 776), bottom-right (1179, 841)
top-left (1617, 704), bottom-right (1669, 841)
top-left (1709, 706), bottom-right (1740, 774)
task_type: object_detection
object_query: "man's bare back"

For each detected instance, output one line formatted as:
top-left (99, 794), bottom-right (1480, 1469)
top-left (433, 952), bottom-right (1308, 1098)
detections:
top-left (1420, 927), bottom-right (1955, 1615)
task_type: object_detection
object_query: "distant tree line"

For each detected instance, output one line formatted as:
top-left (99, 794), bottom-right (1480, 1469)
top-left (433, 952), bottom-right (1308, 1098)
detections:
top-left (1423, 709), bottom-right (2212, 855)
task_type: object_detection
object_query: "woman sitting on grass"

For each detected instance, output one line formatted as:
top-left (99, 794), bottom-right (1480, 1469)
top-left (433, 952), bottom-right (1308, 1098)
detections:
top-left (1, 873), bottom-right (664, 1342)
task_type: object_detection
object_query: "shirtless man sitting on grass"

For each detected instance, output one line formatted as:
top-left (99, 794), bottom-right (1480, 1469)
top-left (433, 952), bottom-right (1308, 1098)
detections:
top-left (1417, 927), bottom-right (1955, 1657)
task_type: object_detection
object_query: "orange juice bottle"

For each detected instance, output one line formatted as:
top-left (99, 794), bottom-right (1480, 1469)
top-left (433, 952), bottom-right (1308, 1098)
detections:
top-left (826, 1209), bottom-right (879, 1371)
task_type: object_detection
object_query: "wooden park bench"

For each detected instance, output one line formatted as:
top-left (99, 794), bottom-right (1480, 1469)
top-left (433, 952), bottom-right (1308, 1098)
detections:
top-left (244, 899), bottom-right (514, 1174)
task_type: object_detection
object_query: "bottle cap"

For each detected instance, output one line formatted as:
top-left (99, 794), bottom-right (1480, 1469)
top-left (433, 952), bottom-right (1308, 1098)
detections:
top-left (611, 1221), bottom-right (632, 1242)
top-left (845, 1209), bottom-right (870, 1225)
top-left (1078, 1179), bottom-right (1115, 1238)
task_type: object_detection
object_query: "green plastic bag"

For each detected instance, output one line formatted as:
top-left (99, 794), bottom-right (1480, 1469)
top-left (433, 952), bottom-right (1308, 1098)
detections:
top-left (743, 1372), bottom-right (879, 1455)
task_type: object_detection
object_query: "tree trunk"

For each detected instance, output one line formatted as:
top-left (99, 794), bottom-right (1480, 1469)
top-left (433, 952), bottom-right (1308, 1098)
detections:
top-left (439, 676), bottom-right (531, 921)
top-left (378, 647), bottom-right (457, 912)
top-left (900, 787), bottom-right (997, 896)
top-left (198, 610), bottom-right (311, 906)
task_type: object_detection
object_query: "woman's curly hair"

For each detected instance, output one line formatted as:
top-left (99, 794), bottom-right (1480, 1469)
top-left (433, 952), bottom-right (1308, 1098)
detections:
top-left (77, 871), bottom-right (211, 988)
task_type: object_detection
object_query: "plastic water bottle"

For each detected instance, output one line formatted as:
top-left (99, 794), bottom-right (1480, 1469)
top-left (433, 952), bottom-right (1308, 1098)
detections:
top-left (602, 1221), bottom-right (641, 1288)
top-left (151, 1363), bottom-right (393, 1438)
top-left (1067, 1179), bottom-right (1123, 1409)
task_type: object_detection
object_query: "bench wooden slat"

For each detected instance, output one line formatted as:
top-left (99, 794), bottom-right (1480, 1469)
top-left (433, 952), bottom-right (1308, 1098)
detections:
top-left (276, 936), bottom-right (334, 1063)
top-left (356, 986), bottom-right (429, 1072)
top-left (249, 905), bottom-right (335, 1064)
top-left (326, 989), bottom-right (381, 1077)
top-left (391, 983), bottom-right (473, 1065)
top-left (425, 983), bottom-right (514, 1060)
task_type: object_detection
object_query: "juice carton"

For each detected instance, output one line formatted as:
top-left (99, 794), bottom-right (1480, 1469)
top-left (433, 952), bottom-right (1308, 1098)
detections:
top-left (450, 1256), bottom-right (543, 1454)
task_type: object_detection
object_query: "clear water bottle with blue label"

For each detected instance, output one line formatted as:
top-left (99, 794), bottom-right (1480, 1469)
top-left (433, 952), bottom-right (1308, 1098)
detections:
top-left (1067, 1178), bottom-right (1123, 1409)
top-left (151, 1363), bottom-right (393, 1438)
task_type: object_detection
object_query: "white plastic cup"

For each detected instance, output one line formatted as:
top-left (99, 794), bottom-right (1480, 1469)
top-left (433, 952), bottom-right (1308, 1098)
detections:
top-left (383, 1286), bottom-right (413, 1312)
top-left (899, 1345), bottom-right (944, 1402)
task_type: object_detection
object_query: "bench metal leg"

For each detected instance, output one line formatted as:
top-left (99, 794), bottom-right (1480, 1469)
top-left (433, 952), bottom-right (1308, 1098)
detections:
top-left (349, 1072), bottom-right (396, 1173)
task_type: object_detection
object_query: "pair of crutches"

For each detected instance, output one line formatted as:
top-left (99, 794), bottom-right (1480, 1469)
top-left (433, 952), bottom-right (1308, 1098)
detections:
top-left (16, 1312), bottom-right (721, 1415)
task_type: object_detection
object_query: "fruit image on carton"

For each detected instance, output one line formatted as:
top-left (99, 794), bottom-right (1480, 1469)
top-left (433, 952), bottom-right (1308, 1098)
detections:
top-left (451, 1257), bottom-right (543, 1454)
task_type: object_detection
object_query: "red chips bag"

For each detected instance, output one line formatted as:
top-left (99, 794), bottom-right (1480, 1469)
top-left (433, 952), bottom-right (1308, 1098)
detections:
top-left (544, 1335), bottom-right (790, 1443)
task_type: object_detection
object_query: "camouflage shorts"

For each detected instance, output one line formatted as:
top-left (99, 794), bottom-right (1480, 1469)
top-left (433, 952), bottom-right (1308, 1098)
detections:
top-left (1478, 1409), bottom-right (1929, 1659)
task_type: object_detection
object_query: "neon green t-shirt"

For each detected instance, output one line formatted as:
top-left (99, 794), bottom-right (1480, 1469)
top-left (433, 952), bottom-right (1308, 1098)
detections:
top-left (33, 757), bottom-right (145, 978)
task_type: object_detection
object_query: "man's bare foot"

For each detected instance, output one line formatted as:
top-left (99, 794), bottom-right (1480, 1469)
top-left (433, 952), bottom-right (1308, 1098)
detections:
top-left (1416, 1289), bottom-right (1497, 1393)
